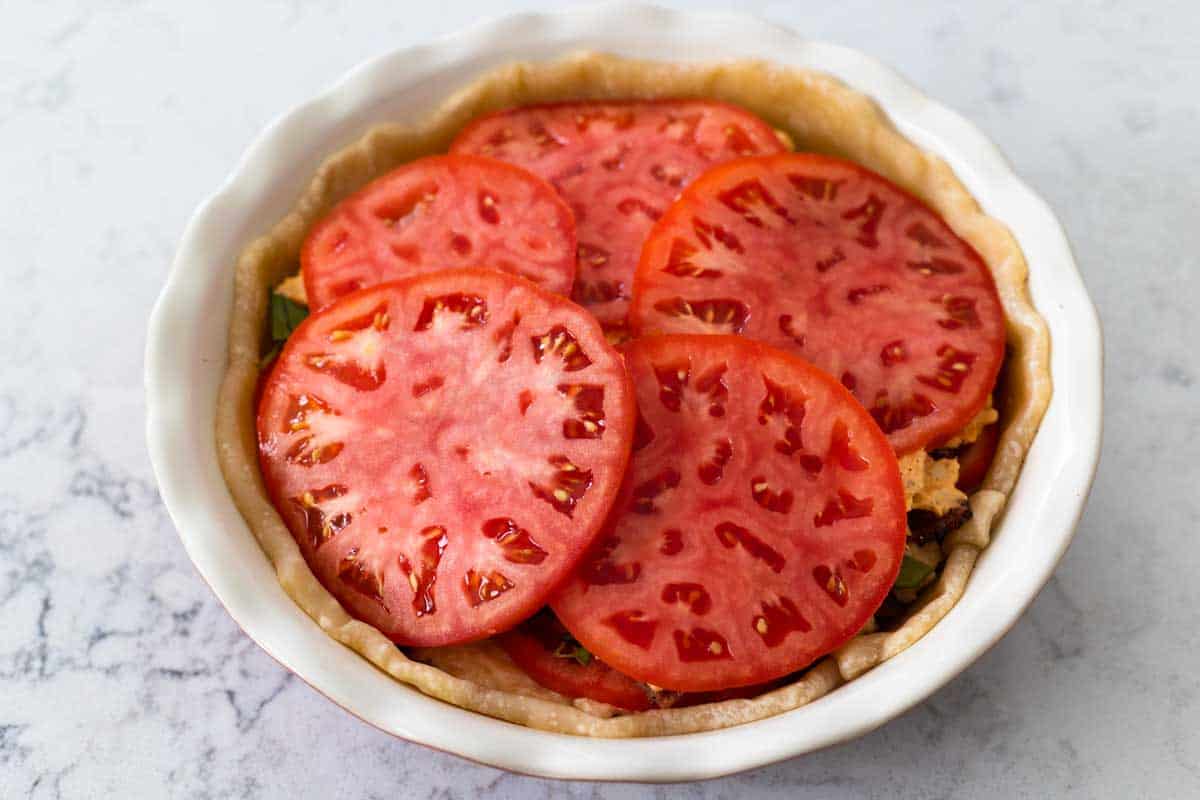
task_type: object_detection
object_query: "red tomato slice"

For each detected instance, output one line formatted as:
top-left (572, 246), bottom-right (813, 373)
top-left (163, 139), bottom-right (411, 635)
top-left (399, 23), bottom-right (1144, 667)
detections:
top-left (450, 101), bottom-right (786, 339)
top-left (956, 421), bottom-right (998, 492)
top-left (257, 269), bottom-right (634, 647)
top-left (631, 153), bottom-right (1006, 455)
top-left (301, 155), bottom-right (576, 310)
top-left (552, 335), bottom-right (907, 692)
top-left (499, 610), bottom-right (653, 711)
top-left (499, 610), bottom-right (780, 710)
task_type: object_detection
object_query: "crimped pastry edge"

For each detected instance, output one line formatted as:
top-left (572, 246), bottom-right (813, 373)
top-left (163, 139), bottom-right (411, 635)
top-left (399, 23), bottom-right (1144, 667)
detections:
top-left (214, 52), bottom-right (1052, 737)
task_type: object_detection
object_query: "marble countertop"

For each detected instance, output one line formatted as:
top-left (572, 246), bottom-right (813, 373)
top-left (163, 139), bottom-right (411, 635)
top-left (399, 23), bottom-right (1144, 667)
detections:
top-left (2, 1), bottom-right (1196, 797)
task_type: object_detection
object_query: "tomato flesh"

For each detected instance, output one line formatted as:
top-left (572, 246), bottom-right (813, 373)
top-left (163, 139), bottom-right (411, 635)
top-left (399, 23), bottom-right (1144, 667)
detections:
top-left (499, 611), bottom-right (653, 711)
top-left (552, 335), bottom-right (906, 692)
top-left (956, 422), bottom-right (999, 492)
top-left (257, 269), bottom-right (634, 647)
top-left (499, 610), bottom-right (781, 710)
top-left (632, 153), bottom-right (1005, 455)
top-left (302, 155), bottom-right (576, 310)
top-left (451, 101), bottom-right (786, 338)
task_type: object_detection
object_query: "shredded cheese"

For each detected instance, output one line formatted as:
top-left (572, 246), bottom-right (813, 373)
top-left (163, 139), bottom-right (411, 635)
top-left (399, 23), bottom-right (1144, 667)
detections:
top-left (275, 273), bottom-right (307, 306)
top-left (940, 398), bottom-right (998, 449)
top-left (899, 449), bottom-right (967, 514)
top-left (898, 397), bottom-right (998, 514)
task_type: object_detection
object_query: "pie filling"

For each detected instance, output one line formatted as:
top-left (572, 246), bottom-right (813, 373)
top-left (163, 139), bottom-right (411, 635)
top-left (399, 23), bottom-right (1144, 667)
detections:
top-left (253, 100), bottom-right (1007, 710)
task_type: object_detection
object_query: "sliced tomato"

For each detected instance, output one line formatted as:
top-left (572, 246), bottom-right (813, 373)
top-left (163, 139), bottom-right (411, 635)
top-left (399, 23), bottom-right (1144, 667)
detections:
top-left (257, 269), bottom-right (634, 647)
top-left (301, 155), bottom-right (576, 310)
top-left (499, 610), bottom-right (652, 711)
top-left (499, 610), bottom-right (780, 710)
top-left (631, 153), bottom-right (1006, 455)
top-left (956, 421), bottom-right (998, 492)
top-left (551, 335), bottom-right (907, 692)
top-left (450, 101), bottom-right (786, 339)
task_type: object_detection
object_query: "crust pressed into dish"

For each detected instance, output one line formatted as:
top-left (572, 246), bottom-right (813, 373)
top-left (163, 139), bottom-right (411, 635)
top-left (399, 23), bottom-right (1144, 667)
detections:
top-left (215, 52), bottom-right (1052, 737)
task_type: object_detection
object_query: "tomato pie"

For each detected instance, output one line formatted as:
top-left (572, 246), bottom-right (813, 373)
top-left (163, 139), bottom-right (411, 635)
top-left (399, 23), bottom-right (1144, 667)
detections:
top-left (216, 53), bottom-right (1051, 737)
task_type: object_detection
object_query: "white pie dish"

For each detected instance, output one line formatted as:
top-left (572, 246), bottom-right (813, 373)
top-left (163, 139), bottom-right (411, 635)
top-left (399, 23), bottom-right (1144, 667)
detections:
top-left (144, 3), bottom-right (1102, 782)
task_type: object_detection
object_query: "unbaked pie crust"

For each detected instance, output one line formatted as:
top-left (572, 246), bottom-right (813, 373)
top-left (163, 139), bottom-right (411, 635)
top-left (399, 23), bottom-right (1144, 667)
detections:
top-left (215, 52), bottom-right (1051, 736)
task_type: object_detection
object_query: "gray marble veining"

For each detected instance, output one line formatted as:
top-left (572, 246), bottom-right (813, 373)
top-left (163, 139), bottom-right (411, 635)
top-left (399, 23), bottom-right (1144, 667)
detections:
top-left (1, 1), bottom-right (1197, 797)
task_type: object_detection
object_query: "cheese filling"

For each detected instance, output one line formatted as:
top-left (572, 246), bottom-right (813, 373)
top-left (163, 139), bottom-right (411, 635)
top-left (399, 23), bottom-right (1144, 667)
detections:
top-left (900, 398), bottom-right (996, 515)
top-left (275, 273), bottom-right (307, 306)
top-left (940, 402), bottom-right (999, 450)
top-left (900, 449), bottom-right (965, 515)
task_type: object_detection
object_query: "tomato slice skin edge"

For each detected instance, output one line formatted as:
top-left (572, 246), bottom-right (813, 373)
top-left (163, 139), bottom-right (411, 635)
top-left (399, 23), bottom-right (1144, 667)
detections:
top-left (301, 154), bottom-right (578, 311)
top-left (955, 421), bottom-right (999, 492)
top-left (450, 98), bottom-right (787, 153)
top-left (498, 612), bottom-right (654, 711)
top-left (552, 334), bottom-right (906, 692)
top-left (257, 268), bottom-right (635, 647)
top-left (498, 609), bottom-right (785, 710)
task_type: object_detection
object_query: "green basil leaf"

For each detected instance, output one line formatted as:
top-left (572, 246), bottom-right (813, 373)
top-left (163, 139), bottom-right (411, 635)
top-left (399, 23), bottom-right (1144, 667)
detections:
top-left (270, 292), bottom-right (308, 343)
top-left (894, 554), bottom-right (936, 589)
top-left (553, 637), bottom-right (594, 667)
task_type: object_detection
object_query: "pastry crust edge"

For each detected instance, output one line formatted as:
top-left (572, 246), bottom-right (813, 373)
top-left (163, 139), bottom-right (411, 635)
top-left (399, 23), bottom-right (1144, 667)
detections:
top-left (214, 52), bottom-right (1052, 737)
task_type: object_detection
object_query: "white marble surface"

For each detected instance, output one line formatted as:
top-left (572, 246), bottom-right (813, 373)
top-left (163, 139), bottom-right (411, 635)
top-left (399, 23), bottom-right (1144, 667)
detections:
top-left (1, 0), bottom-right (1196, 796)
